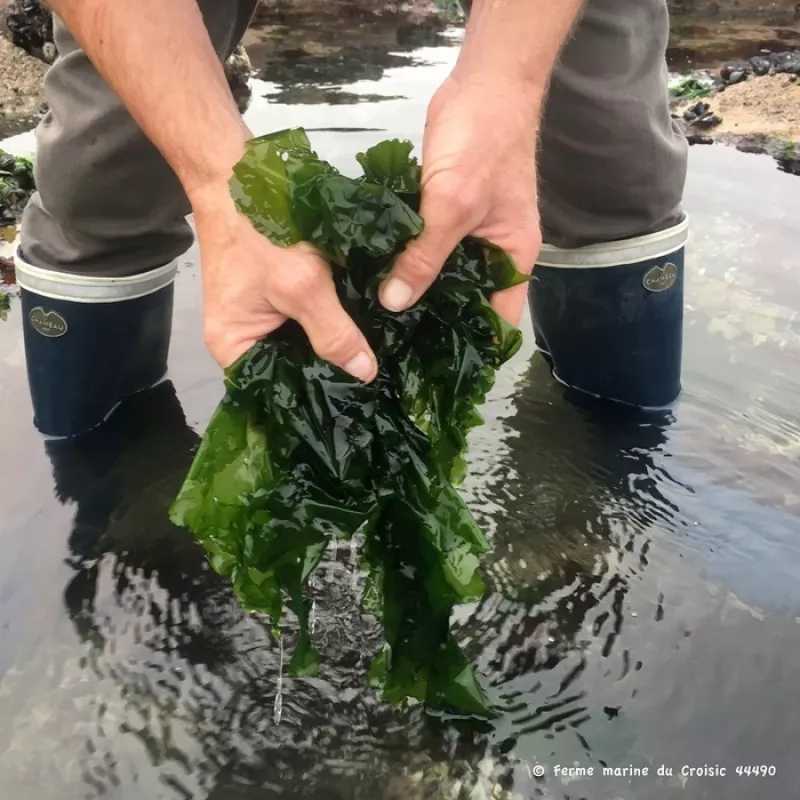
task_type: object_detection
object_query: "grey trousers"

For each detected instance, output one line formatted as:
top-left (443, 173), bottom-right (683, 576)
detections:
top-left (20, 0), bottom-right (687, 276)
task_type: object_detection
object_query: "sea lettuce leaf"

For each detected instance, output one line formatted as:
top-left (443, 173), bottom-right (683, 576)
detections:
top-left (170, 129), bottom-right (526, 714)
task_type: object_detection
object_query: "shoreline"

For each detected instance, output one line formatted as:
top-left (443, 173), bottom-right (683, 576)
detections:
top-left (671, 53), bottom-right (800, 173)
top-left (0, 0), bottom-right (454, 140)
top-left (0, 4), bottom-right (798, 158)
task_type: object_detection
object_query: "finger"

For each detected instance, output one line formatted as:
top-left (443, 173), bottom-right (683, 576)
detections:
top-left (379, 186), bottom-right (469, 312)
top-left (293, 271), bottom-right (378, 383)
top-left (490, 283), bottom-right (529, 328)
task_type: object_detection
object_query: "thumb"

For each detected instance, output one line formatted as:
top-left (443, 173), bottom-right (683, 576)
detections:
top-left (379, 186), bottom-right (469, 312)
top-left (293, 273), bottom-right (378, 383)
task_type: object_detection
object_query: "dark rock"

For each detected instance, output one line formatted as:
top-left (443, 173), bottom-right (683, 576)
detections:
top-left (279, 48), bottom-right (308, 60)
top-left (682, 101), bottom-right (722, 130)
top-left (687, 134), bottom-right (714, 145)
top-left (721, 59), bottom-right (751, 80)
top-left (727, 70), bottom-right (747, 85)
top-left (749, 56), bottom-right (772, 76)
top-left (693, 113), bottom-right (723, 130)
top-left (769, 51), bottom-right (800, 75)
top-left (777, 158), bottom-right (800, 176)
top-left (736, 141), bottom-right (768, 155)
top-left (4, 0), bottom-right (55, 63)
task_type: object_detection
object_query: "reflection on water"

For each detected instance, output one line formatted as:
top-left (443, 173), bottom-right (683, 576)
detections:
top-left (667, 13), bottom-right (800, 71)
top-left (0, 382), bottom-right (417, 798)
top-left (246, 16), bottom-right (455, 107)
top-left (1, 24), bottom-right (800, 800)
top-left (263, 87), bottom-right (405, 105)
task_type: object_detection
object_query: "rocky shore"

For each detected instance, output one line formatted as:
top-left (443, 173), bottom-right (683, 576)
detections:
top-left (667, 0), bottom-right (799, 16)
top-left (0, 34), bottom-right (46, 138)
top-left (672, 51), bottom-right (800, 174)
top-left (0, 2), bottom-right (798, 166)
top-left (0, 0), bottom-right (451, 138)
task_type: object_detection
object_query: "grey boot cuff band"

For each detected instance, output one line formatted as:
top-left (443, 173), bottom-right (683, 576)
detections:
top-left (537, 214), bottom-right (690, 269)
top-left (13, 248), bottom-right (178, 303)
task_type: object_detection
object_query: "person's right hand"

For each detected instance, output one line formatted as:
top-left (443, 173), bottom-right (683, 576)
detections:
top-left (192, 202), bottom-right (378, 382)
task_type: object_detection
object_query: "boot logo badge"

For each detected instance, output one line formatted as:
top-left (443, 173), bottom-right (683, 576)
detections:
top-left (30, 307), bottom-right (68, 338)
top-left (643, 262), bottom-right (678, 293)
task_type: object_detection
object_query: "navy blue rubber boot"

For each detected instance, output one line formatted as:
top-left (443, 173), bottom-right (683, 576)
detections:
top-left (528, 216), bottom-right (689, 409)
top-left (14, 249), bottom-right (177, 438)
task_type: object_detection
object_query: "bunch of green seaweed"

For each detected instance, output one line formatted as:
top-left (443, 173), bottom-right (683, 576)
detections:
top-left (0, 150), bottom-right (35, 226)
top-left (170, 129), bottom-right (526, 715)
top-left (0, 150), bottom-right (32, 321)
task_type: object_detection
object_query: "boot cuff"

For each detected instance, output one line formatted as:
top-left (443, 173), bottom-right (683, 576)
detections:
top-left (14, 247), bottom-right (178, 303)
top-left (538, 214), bottom-right (689, 269)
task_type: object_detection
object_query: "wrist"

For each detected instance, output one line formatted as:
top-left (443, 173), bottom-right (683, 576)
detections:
top-left (447, 65), bottom-right (545, 129)
top-left (454, 47), bottom-right (543, 95)
top-left (181, 120), bottom-right (252, 216)
top-left (189, 176), bottom-right (241, 224)
top-left (455, 0), bottom-right (584, 113)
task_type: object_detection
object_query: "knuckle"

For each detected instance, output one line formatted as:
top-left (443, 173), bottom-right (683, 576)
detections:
top-left (278, 262), bottom-right (328, 309)
top-left (434, 179), bottom-right (474, 220)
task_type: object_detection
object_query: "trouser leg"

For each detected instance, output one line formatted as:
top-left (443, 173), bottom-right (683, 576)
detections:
top-left (538, 0), bottom-right (687, 248)
top-left (16, 0), bottom-right (259, 438)
top-left (530, 0), bottom-right (690, 408)
top-left (19, 0), bottom-right (259, 276)
top-left (458, 0), bottom-right (687, 244)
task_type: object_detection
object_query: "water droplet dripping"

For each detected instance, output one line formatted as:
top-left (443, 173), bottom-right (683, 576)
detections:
top-left (273, 636), bottom-right (284, 725)
top-left (350, 537), bottom-right (360, 592)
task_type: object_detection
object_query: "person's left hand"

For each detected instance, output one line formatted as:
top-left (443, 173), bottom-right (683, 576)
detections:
top-left (379, 72), bottom-right (543, 325)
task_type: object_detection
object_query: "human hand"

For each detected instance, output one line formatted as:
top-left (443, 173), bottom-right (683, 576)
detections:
top-left (193, 202), bottom-right (378, 381)
top-left (379, 73), bottom-right (543, 326)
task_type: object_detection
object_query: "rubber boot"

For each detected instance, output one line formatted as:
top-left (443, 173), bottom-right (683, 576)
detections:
top-left (14, 247), bottom-right (178, 438)
top-left (528, 215), bottom-right (689, 409)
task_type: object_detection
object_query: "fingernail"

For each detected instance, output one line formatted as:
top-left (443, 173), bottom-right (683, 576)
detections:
top-left (345, 351), bottom-right (376, 382)
top-left (381, 278), bottom-right (413, 312)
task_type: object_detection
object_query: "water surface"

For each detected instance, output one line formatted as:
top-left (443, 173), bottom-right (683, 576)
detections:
top-left (667, 12), bottom-right (800, 70)
top-left (1, 29), bottom-right (799, 800)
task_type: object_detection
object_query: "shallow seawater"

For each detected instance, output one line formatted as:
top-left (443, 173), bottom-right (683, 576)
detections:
top-left (1, 27), bottom-right (800, 800)
top-left (667, 12), bottom-right (800, 71)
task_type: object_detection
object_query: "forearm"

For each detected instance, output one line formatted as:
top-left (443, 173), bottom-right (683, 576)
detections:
top-left (457, 0), bottom-right (585, 111)
top-left (48, 0), bottom-right (249, 214)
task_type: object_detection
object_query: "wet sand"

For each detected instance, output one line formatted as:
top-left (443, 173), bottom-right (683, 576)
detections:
top-left (676, 73), bottom-right (800, 139)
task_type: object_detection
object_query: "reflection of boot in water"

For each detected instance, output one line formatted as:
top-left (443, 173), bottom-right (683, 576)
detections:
top-left (477, 352), bottom-right (679, 676)
top-left (46, 380), bottom-right (195, 561)
top-left (499, 351), bottom-right (676, 557)
top-left (44, 380), bottom-right (238, 667)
